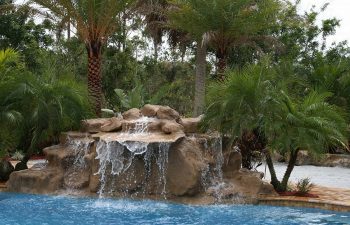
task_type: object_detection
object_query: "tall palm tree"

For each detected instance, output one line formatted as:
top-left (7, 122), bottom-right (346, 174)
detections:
top-left (31, 0), bottom-right (135, 116)
top-left (203, 63), bottom-right (348, 192)
top-left (169, 0), bottom-right (280, 80)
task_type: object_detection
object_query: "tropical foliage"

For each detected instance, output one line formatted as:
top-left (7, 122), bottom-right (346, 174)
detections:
top-left (0, 0), bottom-right (350, 188)
top-left (203, 63), bottom-right (348, 191)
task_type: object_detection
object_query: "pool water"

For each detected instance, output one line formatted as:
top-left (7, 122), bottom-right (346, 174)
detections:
top-left (0, 193), bottom-right (349, 225)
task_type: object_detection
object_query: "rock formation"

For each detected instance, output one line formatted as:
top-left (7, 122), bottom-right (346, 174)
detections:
top-left (7, 105), bottom-right (276, 204)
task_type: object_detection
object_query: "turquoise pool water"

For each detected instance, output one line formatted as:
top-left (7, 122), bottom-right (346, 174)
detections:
top-left (0, 193), bottom-right (349, 225)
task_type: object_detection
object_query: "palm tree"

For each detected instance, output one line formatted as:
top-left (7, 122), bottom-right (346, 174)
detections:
top-left (31, 0), bottom-right (135, 116)
top-left (169, 0), bottom-right (280, 80)
top-left (202, 63), bottom-right (348, 192)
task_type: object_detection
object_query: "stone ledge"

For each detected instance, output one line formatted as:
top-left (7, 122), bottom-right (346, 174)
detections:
top-left (258, 197), bottom-right (350, 212)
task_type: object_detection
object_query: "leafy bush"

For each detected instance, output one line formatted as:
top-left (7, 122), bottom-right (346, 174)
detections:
top-left (296, 177), bottom-right (314, 194)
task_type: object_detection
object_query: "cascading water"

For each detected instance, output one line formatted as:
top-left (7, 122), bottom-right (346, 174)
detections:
top-left (156, 143), bottom-right (170, 197)
top-left (95, 117), bottom-right (171, 198)
top-left (200, 135), bottom-right (226, 202)
top-left (64, 135), bottom-right (93, 191)
top-left (67, 136), bottom-right (92, 168)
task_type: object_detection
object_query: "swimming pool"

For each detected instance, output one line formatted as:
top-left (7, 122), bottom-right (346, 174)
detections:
top-left (0, 193), bottom-right (349, 225)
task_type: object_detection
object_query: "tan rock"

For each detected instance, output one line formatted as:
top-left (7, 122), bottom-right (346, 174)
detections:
top-left (7, 168), bottom-right (63, 194)
top-left (81, 118), bottom-right (111, 133)
top-left (179, 116), bottom-right (203, 133)
top-left (64, 169), bottom-right (90, 189)
top-left (230, 169), bottom-right (277, 197)
top-left (100, 117), bottom-right (122, 132)
top-left (166, 138), bottom-right (206, 196)
top-left (147, 120), bottom-right (163, 132)
top-left (161, 121), bottom-right (184, 134)
top-left (122, 108), bottom-right (141, 120)
top-left (59, 132), bottom-right (91, 145)
top-left (295, 150), bottom-right (311, 166)
top-left (141, 104), bottom-right (161, 117)
top-left (156, 106), bottom-right (180, 121)
top-left (222, 151), bottom-right (242, 179)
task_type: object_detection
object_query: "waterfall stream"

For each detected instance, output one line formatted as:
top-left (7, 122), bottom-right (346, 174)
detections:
top-left (94, 117), bottom-right (171, 197)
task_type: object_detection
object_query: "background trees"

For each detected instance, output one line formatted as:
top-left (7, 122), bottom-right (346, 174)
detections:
top-left (31, 0), bottom-right (135, 116)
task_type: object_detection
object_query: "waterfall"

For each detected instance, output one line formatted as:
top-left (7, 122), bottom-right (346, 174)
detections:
top-left (67, 136), bottom-right (92, 168)
top-left (94, 117), bottom-right (171, 198)
top-left (200, 135), bottom-right (225, 202)
top-left (156, 143), bottom-right (170, 197)
top-left (212, 137), bottom-right (224, 181)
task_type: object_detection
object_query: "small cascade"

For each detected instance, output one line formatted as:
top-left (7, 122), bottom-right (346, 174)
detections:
top-left (200, 135), bottom-right (226, 202)
top-left (66, 136), bottom-right (92, 168)
top-left (64, 135), bottom-right (93, 190)
top-left (156, 143), bottom-right (170, 197)
top-left (95, 141), bottom-right (125, 197)
top-left (212, 137), bottom-right (224, 181)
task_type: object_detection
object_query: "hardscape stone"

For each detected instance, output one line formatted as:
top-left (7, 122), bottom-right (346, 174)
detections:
top-left (141, 104), bottom-right (161, 117)
top-left (161, 120), bottom-right (184, 134)
top-left (156, 106), bottom-right (180, 121)
top-left (81, 118), bottom-right (111, 133)
top-left (179, 116), bottom-right (203, 133)
top-left (122, 108), bottom-right (141, 120)
top-left (166, 138), bottom-right (207, 196)
top-left (100, 117), bottom-right (123, 132)
top-left (6, 104), bottom-right (277, 204)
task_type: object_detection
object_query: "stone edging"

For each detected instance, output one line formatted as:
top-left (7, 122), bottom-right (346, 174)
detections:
top-left (258, 197), bottom-right (350, 212)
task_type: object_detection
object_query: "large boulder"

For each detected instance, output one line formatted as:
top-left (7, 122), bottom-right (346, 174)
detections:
top-left (122, 108), bottom-right (141, 120)
top-left (81, 118), bottom-right (110, 133)
top-left (156, 106), bottom-right (180, 121)
top-left (166, 138), bottom-right (206, 196)
top-left (222, 151), bottom-right (242, 179)
top-left (161, 121), bottom-right (184, 134)
top-left (64, 168), bottom-right (90, 189)
top-left (7, 168), bottom-right (63, 194)
top-left (100, 117), bottom-right (122, 132)
top-left (141, 104), bottom-right (161, 117)
top-left (179, 116), bottom-right (203, 133)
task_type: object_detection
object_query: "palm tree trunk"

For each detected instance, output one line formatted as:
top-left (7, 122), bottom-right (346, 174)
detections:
top-left (217, 54), bottom-right (228, 81)
top-left (193, 40), bottom-right (207, 117)
top-left (153, 40), bottom-right (158, 62)
top-left (281, 148), bottom-right (300, 191)
top-left (87, 42), bottom-right (102, 116)
top-left (265, 150), bottom-right (282, 191)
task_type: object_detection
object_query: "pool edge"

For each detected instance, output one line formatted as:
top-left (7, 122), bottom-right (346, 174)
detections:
top-left (257, 197), bottom-right (350, 212)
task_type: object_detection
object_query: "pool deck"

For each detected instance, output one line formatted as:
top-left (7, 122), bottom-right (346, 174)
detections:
top-left (258, 186), bottom-right (350, 212)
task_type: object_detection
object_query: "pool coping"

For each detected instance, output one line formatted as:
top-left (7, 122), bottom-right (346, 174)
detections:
top-left (257, 196), bottom-right (350, 212)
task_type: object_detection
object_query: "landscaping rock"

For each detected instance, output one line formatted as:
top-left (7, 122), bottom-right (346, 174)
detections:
top-left (161, 120), bottom-right (183, 134)
top-left (100, 117), bottom-right (122, 132)
top-left (156, 106), bottom-right (180, 121)
top-left (166, 138), bottom-right (206, 196)
top-left (141, 104), bottom-right (161, 117)
top-left (122, 108), bottom-right (141, 120)
top-left (179, 116), bottom-right (203, 133)
top-left (81, 118), bottom-right (110, 133)
top-left (222, 151), bottom-right (242, 179)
